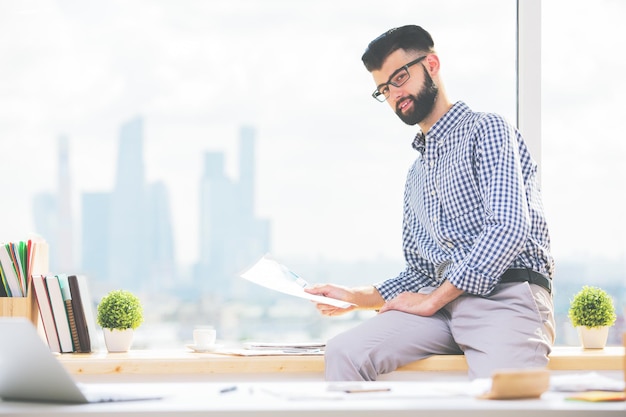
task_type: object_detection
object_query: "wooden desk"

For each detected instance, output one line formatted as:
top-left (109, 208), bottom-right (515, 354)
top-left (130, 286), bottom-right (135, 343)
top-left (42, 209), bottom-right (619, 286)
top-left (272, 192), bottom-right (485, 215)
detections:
top-left (56, 346), bottom-right (625, 380)
top-left (1, 381), bottom-right (624, 416)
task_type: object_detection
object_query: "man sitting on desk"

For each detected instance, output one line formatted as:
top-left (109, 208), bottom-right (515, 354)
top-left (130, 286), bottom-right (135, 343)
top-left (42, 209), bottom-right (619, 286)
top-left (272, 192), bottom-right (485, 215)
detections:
top-left (305, 24), bottom-right (555, 381)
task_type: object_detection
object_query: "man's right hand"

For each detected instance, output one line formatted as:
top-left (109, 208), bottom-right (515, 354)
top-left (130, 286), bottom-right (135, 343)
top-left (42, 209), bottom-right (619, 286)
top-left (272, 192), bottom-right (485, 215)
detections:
top-left (304, 284), bottom-right (356, 316)
top-left (304, 284), bottom-right (385, 316)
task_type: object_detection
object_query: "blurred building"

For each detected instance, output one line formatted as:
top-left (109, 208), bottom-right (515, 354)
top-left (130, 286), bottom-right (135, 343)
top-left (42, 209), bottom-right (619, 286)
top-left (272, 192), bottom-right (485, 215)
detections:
top-left (32, 135), bottom-right (74, 274)
top-left (195, 126), bottom-right (271, 301)
top-left (80, 116), bottom-right (176, 293)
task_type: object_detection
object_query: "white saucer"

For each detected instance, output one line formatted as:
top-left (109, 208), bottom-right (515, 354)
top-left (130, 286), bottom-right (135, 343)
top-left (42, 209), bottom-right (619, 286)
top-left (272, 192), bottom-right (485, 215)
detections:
top-left (186, 344), bottom-right (221, 353)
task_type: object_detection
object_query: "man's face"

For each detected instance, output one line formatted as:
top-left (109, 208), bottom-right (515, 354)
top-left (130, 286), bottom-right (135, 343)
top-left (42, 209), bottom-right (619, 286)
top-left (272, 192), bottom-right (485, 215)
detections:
top-left (372, 49), bottom-right (439, 126)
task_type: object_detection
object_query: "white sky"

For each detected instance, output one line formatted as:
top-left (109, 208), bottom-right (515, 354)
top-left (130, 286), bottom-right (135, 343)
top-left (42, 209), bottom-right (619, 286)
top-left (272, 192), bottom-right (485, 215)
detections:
top-left (0, 0), bottom-right (624, 268)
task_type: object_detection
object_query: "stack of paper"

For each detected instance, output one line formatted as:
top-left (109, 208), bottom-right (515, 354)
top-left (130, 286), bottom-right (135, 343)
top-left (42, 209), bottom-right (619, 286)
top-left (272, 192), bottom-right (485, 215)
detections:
top-left (243, 341), bottom-right (325, 353)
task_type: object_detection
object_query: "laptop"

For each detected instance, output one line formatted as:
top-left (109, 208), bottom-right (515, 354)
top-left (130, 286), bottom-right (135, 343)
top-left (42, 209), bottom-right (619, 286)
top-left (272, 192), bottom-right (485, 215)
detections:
top-left (0, 317), bottom-right (163, 404)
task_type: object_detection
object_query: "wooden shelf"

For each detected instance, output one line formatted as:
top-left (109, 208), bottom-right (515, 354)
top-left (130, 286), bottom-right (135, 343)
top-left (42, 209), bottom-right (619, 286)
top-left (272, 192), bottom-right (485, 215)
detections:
top-left (56, 346), bottom-right (625, 376)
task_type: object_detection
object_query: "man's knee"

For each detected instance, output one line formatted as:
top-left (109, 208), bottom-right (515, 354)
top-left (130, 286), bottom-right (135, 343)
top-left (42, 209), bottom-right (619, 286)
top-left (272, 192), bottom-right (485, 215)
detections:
top-left (324, 332), bottom-right (377, 381)
top-left (325, 331), bottom-right (357, 367)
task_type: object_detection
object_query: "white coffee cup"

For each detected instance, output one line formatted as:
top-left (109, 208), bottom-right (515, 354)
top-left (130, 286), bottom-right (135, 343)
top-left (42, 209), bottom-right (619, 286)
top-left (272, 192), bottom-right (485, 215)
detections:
top-left (193, 326), bottom-right (216, 348)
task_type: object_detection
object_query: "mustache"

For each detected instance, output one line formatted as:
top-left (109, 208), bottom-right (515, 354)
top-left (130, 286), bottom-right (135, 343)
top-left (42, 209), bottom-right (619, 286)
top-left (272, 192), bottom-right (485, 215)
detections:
top-left (395, 95), bottom-right (416, 113)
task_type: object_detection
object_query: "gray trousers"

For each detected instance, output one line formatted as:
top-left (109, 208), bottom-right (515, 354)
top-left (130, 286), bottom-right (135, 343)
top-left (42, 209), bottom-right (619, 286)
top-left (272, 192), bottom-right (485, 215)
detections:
top-left (324, 282), bottom-right (555, 380)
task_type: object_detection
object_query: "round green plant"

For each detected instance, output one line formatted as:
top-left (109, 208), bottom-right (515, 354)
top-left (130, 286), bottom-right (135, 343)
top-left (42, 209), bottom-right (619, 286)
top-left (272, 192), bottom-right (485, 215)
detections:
top-left (568, 285), bottom-right (616, 328)
top-left (97, 290), bottom-right (144, 330)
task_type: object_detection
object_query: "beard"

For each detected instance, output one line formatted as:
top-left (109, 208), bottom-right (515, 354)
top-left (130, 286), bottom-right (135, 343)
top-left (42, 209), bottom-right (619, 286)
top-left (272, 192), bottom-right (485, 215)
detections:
top-left (395, 66), bottom-right (438, 126)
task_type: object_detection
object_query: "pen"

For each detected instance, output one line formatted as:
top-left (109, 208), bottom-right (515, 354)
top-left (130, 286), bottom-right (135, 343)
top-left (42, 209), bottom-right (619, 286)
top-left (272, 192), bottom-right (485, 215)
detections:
top-left (344, 387), bottom-right (391, 393)
top-left (220, 385), bottom-right (238, 394)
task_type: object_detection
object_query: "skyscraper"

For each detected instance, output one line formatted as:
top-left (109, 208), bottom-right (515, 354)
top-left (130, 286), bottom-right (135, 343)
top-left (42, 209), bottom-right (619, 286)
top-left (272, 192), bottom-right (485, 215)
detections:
top-left (108, 117), bottom-right (148, 291)
top-left (81, 116), bottom-right (176, 292)
top-left (32, 135), bottom-right (74, 273)
top-left (146, 181), bottom-right (176, 288)
top-left (57, 135), bottom-right (74, 272)
top-left (196, 126), bottom-right (270, 300)
top-left (81, 192), bottom-right (111, 283)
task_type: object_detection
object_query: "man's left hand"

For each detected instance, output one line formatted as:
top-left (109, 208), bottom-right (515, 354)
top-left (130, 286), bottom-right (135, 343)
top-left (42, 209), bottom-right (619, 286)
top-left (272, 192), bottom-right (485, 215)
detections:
top-left (378, 281), bottom-right (465, 316)
top-left (378, 291), bottom-right (437, 316)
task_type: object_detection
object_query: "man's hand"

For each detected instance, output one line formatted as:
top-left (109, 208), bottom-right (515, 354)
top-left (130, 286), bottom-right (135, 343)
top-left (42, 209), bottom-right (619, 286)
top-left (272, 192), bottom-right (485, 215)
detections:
top-left (379, 281), bottom-right (464, 317)
top-left (304, 284), bottom-right (355, 316)
top-left (378, 291), bottom-right (436, 316)
top-left (305, 284), bottom-right (384, 316)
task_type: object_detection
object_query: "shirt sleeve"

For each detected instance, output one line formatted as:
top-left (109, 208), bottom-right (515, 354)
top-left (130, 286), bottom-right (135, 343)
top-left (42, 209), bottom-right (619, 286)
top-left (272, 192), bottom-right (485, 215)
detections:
top-left (373, 265), bottom-right (433, 301)
top-left (444, 114), bottom-right (532, 295)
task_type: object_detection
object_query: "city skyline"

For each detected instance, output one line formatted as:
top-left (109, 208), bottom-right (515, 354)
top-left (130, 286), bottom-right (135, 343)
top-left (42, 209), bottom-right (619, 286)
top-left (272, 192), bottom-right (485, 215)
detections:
top-left (35, 116), bottom-right (271, 300)
top-left (1, 0), bottom-right (624, 271)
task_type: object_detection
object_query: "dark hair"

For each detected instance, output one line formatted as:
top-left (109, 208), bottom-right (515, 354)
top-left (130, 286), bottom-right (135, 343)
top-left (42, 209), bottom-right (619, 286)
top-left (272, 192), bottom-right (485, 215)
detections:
top-left (361, 25), bottom-right (435, 72)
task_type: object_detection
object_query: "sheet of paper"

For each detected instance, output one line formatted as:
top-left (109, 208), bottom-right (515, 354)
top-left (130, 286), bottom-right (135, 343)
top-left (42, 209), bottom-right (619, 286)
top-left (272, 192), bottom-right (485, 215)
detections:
top-left (242, 341), bottom-right (325, 350)
top-left (240, 255), bottom-right (354, 309)
top-left (550, 372), bottom-right (626, 392)
top-left (212, 348), bottom-right (324, 356)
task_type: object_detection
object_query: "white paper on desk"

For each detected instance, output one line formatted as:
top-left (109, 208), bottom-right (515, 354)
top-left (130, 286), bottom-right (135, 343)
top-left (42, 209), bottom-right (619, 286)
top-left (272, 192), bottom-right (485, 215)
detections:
top-left (258, 382), bottom-right (469, 401)
top-left (240, 255), bottom-right (354, 309)
top-left (212, 348), bottom-right (324, 356)
top-left (550, 372), bottom-right (625, 392)
top-left (243, 341), bottom-right (326, 350)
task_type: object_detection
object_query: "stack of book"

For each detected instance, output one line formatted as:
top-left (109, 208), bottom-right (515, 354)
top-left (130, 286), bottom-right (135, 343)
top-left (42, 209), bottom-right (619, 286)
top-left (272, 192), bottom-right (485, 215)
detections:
top-left (1, 239), bottom-right (97, 354)
top-left (0, 238), bottom-right (48, 298)
top-left (31, 274), bottom-right (97, 353)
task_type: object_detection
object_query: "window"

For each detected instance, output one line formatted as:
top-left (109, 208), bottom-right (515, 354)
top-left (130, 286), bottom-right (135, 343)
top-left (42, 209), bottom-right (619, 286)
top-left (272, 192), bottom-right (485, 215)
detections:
top-left (2, 1), bottom-right (536, 347)
top-left (542, 0), bottom-right (625, 345)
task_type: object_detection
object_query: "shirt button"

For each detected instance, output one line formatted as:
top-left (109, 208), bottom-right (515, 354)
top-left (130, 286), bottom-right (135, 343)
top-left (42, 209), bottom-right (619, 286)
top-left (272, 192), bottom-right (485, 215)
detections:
top-left (446, 242), bottom-right (454, 248)
top-left (432, 216), bottom-right (437, 222)
top-left (431, 190), bottom-right (436, 196)
top-left (430, 161), bottom-right (435, 168)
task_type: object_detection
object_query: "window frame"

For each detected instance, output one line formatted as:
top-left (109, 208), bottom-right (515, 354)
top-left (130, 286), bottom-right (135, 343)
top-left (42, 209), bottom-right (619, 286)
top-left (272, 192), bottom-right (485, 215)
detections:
top-left (517, 0), bottom-right (542, 178)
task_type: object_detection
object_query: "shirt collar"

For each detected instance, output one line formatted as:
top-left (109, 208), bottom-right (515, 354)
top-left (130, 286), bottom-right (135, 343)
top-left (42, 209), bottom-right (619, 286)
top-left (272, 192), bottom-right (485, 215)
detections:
top-left (411, 101), bottom-right (470, 152)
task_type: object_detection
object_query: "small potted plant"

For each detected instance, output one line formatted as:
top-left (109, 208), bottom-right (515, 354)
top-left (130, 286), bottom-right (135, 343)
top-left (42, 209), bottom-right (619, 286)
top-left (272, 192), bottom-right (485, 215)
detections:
top-left (568, 285), bottom-right (616, 349)
top-left (97, 290), bottom-right (144, 352)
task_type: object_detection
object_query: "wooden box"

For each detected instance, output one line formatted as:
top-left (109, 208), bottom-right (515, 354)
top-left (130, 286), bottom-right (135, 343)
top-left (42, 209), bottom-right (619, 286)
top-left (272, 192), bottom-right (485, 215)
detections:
top-left (0, 281), bottom-right (38, 326)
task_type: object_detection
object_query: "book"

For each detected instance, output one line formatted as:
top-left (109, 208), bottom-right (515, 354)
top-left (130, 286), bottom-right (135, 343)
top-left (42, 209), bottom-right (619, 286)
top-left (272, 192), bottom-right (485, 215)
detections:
top-left (58, 275), bottom-right (80, 351)
top-left (45, 275), bottom-right (74, 353)
top-left (31, 275), bottom-right (61, 353)
top-left (68, 275), bottom-right (92, 353)
top-left (65, 298), bottom-right (81, 352)
top-left (0, 267), bottom-right (7, 297)
top-left (77, 275), bottom-right (99, 351)
top-left (566, 391), bottom-right (626, 402)
top-left (7, 242), bottom-right (26, 295)
top-left (28, 238), bottom-right (49, 280)
top-left (17, 241), bottom-right (28, 294)
top-left (0, 244), bottom-right (22, 297)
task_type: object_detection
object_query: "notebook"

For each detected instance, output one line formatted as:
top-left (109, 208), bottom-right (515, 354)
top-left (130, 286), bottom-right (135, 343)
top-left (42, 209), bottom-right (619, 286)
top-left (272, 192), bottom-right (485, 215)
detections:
top-left (0, 317), bottom-right (163, 404)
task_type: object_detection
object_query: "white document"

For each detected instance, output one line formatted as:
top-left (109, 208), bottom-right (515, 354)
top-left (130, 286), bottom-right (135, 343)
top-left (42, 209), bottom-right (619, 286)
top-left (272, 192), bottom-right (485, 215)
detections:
top-left (240, 255), bottom-right (354, 309)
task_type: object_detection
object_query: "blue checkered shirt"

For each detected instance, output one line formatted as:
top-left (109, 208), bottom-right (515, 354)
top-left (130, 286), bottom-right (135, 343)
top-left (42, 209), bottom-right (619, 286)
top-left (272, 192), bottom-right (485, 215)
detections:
top-left (375, 101), bottom-right (554, 299)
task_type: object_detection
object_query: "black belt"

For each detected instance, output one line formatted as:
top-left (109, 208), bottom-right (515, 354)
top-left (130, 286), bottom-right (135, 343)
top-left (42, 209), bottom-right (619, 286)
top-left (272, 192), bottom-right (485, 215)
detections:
top-left (500, 269), bottom-right (552, 294)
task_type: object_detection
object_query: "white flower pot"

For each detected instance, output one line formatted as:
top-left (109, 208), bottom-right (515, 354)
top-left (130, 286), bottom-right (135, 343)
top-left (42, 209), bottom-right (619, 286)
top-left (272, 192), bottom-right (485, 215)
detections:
top-left (103, 328), bottom-right (134, 352)
top-left (576, 326), bottom-right (609, 349)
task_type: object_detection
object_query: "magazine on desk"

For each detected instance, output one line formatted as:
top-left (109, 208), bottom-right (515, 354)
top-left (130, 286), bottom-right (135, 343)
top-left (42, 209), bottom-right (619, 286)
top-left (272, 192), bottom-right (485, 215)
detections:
top-left (240, 254), bottom-right (355, 309)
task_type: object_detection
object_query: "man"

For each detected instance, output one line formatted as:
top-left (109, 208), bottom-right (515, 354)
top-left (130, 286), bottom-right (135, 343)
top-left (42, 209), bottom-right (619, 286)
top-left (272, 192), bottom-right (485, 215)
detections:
top-left (305, 25), bottom-right (555, 381)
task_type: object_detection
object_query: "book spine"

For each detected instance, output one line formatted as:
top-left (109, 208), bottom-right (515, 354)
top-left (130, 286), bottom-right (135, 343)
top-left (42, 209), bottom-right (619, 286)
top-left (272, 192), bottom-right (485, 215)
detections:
top-left (76, 275), bottom-right (98, 352)
top-left (0, 270), bottom-right (7, 297)
top-left (0, 245), bottom-right (23, 297)
top-left (68, 275), bottom-right (91, 353)
top-left (31, 275), bottom-right (61, 353)
top-left (65, 299), bottom-right (81, 353)
top-left (45, 276), bottom-right (74, 353)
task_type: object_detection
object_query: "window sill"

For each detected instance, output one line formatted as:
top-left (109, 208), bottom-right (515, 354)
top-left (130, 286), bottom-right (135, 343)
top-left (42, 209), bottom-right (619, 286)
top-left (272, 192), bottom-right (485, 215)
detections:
top-left (57, 346), bottom-right (624, 376)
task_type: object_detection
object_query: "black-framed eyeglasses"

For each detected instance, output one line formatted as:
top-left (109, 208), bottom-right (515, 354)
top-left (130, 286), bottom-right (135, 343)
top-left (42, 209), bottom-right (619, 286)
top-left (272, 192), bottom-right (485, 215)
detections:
top-left (371, 56), bottom-right (427, 102)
